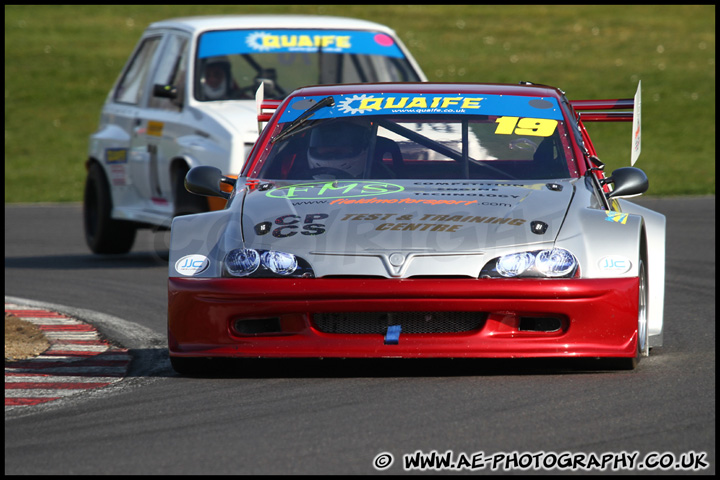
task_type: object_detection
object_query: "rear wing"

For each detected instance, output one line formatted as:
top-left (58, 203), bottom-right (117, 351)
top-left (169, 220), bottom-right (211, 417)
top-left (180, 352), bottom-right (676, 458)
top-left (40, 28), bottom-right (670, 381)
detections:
top-left (570, 98), bottom-right (633, 122)
top-left (571, 81), bottom-right (641, 165)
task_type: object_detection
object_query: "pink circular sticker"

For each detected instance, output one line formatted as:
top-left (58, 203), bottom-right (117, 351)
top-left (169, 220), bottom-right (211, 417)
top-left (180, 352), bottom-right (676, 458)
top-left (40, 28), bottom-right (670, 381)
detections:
top-left (374, 33), bottom-right (395, 47)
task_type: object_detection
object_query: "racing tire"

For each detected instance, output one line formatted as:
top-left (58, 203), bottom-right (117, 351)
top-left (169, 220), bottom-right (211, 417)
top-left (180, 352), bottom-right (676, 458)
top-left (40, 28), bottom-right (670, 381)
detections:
top-left (83, 162), bottom-right (137, 254)
top-left (173, 167), bottom-right (208, 217)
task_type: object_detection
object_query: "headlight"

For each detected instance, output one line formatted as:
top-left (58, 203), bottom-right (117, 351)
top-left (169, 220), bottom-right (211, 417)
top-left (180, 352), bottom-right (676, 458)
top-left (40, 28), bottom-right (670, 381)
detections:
top-left (261, 251), bottom-right (298, 275)
top-left (226, 248), bottom-right (260, 276)
top-left (534, 248), bottom-right (577, 277)
top-left (224, 248), bottom-right (313, 278)
top-left (496, 252), bottom-right (535, 277)
top-left (481, 248), bottom-right (578, 278)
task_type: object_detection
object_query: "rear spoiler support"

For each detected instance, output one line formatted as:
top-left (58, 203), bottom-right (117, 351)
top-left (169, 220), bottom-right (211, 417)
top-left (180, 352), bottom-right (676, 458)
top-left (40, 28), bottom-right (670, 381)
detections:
top-left (570, 98), bottom-right (633, 122)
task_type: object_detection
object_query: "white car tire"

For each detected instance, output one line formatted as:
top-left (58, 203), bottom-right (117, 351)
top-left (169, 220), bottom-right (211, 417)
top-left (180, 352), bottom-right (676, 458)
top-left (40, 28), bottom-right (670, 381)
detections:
top-left (83, 162), bottom-right (137, 254)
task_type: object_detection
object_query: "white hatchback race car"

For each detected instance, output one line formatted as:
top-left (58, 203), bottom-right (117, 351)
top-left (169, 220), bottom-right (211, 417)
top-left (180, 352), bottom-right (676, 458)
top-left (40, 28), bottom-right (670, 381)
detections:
top-left (84, 15), bottom-right (426, 254)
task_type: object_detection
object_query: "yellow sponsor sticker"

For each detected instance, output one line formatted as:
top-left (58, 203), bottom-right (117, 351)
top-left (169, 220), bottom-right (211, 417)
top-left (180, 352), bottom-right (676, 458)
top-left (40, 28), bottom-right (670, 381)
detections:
top-left (147, 121), bottom-right (164, 137)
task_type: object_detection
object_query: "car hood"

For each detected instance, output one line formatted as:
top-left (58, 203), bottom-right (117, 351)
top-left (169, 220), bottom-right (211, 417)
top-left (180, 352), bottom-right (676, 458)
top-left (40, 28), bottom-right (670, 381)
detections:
top-left (239, 179), bottom-right (576, 277)
top-left (195, 100), bottom-right (259, 136)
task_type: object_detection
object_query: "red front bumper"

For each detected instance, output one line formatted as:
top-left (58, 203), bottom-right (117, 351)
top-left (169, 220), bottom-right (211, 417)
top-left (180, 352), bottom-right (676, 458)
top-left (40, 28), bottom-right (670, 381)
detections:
top-left (168, 277), bottom-right (639, 359)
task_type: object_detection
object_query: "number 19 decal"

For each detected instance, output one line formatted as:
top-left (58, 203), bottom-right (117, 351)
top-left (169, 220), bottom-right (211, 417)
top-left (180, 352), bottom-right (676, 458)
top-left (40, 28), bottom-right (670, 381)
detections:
top-left (495, 117), bottom-right (558, 137)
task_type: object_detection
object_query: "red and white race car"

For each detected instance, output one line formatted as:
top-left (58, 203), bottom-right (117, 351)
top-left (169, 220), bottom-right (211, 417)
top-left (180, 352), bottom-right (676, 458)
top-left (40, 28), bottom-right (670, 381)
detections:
top-left (168, 81), bottom-right (665, 373)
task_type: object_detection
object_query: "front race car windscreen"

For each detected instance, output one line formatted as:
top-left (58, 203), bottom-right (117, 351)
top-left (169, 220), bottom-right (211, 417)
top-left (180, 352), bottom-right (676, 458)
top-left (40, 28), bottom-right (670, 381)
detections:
top-left (253, 112), bottom-right (579, 181)
top-left (194, 29), bottom-right (421, 101)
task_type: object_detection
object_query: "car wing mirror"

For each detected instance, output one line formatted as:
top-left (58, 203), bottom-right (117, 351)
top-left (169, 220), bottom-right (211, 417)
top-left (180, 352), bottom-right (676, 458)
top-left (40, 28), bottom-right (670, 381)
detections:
top-left (153, 84), bottom-right (178, 99)
top-left (605, 167), bottom-right (649, 198)
top-left (185, 166), bottom-right (234, 199)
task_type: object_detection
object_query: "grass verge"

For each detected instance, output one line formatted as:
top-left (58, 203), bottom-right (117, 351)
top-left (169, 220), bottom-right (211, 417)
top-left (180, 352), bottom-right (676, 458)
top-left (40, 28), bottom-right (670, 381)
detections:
top-left (5, 5), bottom-right (715, 202)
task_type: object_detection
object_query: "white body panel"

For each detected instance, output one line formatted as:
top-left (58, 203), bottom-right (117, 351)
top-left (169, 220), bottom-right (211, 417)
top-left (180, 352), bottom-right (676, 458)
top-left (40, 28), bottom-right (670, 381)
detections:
top-left (87, 15), bottom-right (426, 228)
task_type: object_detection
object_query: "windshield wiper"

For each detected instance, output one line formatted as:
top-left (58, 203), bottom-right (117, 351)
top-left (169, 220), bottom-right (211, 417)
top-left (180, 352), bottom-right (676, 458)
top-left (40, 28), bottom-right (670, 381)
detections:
top-left (271, 96), bottom-right (335, 144)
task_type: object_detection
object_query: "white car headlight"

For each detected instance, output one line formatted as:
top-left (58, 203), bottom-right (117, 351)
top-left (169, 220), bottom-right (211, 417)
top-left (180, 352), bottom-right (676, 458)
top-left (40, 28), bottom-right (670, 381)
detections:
top-left (481, 248), bottom-right (578, 278)
top-left (224, 248), bottom-right (313, 278)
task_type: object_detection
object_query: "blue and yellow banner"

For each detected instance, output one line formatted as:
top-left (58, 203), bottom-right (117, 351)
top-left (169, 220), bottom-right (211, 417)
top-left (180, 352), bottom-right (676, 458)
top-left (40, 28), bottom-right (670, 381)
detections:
top-left (198, 29), bottom-right (404, 59)
top-left (278, 93), bottom-right (564, 123)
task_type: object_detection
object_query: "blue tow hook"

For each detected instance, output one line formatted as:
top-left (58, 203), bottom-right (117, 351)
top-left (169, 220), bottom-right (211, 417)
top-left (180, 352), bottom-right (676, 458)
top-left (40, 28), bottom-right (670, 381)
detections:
top-left (385, 325), bottom-right (401, 345)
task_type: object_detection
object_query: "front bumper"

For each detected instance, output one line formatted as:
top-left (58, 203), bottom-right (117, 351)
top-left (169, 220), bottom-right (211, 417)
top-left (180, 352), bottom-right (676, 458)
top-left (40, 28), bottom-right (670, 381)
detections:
top-left (168, 277), bottom-right (639, 359)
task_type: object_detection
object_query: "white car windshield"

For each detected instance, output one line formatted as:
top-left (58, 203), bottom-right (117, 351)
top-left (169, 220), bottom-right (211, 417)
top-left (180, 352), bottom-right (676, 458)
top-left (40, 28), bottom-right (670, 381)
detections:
top-left (194, 29), bottom-right (421, 101)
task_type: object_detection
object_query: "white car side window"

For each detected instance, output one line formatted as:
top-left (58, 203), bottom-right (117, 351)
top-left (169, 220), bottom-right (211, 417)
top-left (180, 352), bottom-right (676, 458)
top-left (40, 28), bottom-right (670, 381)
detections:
top-left (148, 34), bottom-right (189, 111)
top-left (114, 36), bottom-right (162, 105)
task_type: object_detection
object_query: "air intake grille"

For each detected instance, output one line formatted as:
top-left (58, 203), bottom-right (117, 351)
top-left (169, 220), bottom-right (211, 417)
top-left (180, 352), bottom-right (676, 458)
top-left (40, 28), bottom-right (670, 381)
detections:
top-left (312, 312), bottom-right (486, 334)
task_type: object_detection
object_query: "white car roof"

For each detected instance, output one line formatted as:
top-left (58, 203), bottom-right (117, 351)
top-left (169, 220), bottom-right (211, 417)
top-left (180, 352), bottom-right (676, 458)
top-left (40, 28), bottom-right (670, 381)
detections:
top-left (147, 15), bottom-right (398, 35)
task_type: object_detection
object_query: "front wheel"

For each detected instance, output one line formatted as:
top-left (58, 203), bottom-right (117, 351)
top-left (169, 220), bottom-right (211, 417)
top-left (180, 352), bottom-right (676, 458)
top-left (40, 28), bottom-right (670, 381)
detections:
top-left (83, 162), bottom-right (136, 254)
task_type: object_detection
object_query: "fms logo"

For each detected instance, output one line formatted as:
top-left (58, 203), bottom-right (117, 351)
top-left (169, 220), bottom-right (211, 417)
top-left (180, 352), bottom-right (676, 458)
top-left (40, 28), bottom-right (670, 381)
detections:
top-left (267, 181), bottom-right (404, 200)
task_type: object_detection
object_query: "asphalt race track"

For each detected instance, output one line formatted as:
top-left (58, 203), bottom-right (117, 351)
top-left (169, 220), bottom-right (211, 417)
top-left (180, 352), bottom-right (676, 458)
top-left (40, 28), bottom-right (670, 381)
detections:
top-left (4, 197), bottom-right (715, 474)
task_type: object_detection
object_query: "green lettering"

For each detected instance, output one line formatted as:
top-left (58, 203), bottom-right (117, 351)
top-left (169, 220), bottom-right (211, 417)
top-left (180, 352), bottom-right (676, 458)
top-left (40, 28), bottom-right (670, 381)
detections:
top-left (318, 182), bottom-right (357, 196)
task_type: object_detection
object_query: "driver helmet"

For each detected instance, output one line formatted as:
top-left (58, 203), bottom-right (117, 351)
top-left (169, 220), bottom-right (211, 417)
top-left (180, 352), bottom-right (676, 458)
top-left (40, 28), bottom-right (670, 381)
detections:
top-left (201, 56), bottom-right (231, 100)
top-left (307, 120), bottom-right (370, 177)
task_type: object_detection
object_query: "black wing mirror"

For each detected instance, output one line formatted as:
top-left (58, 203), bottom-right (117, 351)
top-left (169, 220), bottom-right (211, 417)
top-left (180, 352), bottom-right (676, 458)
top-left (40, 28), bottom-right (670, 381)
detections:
top-left (605, 167), bottom-right (649, 198)
top-left (153, 84), bottom-right (178, 99)
top-left (184, 166), bottom-right (236, 199)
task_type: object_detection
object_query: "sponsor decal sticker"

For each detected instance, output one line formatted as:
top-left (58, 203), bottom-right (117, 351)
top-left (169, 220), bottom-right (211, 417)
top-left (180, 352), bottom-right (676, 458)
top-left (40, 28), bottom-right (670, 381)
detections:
top-left (330, 197), bottom-right (479, 206)
top-left (598, 255), bottom-right (632, 273)
top-left (175, 255), bottom-right (210, 276)
top-left (146, 121), bottom-right (164, 137)
top-left (255, 213), bottom-right (328, 238)
top-left (105, 148), bottom-right (128, 164)
top-left (330, 196), bottom-right (512, 208)
top-left (338, 212), bottom-right (526, 233)
top-left (109, 165), bottom-right (127, 186)
top-left (605, 211), bottom-right (629, 224)
top-left (267, 181), bottom-right (404, 200)
top-left (279, 94), bottom-right (563, 123)
top-left (198, 29), bottom-right (404, 58)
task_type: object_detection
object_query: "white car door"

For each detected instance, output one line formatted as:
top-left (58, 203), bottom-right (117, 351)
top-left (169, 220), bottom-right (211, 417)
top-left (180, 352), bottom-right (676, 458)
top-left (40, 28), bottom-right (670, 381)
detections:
top-left (113, 33), bottom-right (165, 209)
top-left (99, 33), bottom-right (162, 215)
top-left (128, 32), bottom-right (191, 216)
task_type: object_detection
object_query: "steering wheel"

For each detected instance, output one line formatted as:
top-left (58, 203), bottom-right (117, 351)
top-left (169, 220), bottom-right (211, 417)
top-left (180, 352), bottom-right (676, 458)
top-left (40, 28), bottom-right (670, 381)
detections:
top-left (308, 167), bottom-right (355, 179)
